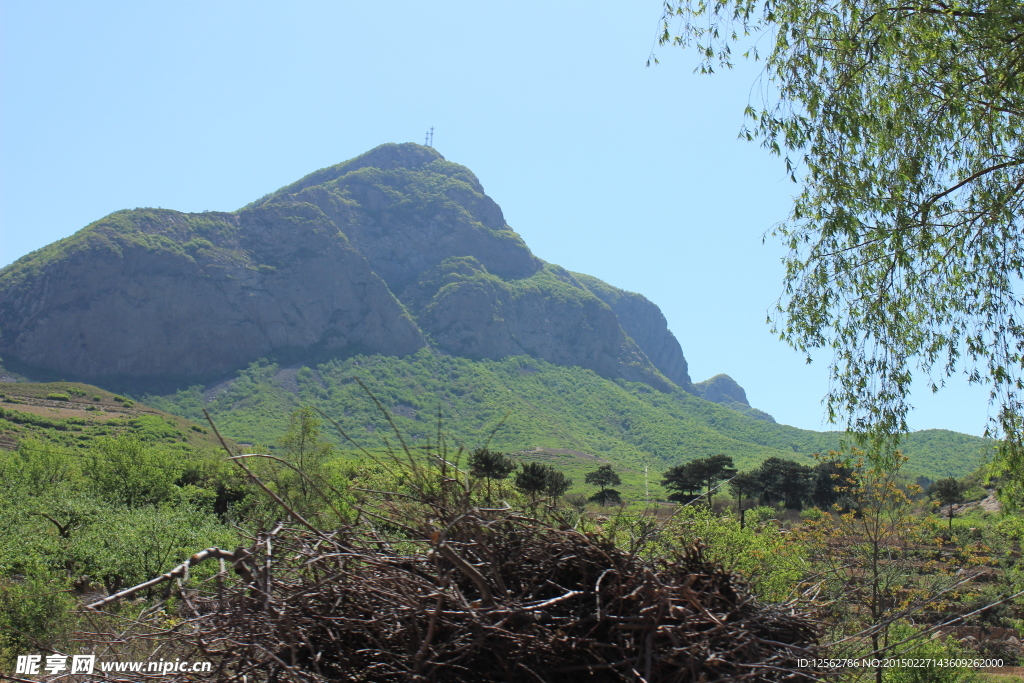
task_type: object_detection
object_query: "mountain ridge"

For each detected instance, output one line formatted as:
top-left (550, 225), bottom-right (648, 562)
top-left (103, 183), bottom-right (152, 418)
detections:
top-left (0, 142), bottom-right (752, 413)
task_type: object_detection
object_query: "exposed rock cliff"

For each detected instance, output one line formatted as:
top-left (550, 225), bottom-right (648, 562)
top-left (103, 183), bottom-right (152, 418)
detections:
top-left (248, 145), bottom-right (541, 290)
top-left (0, 205), bottom-right (425, 380)
top-left (572, 272), bottom-right (694, 392)
top-left (694, 374), bottom-right (749, 406)
top-left (401, 258), bottom-right (672, 390)
top-left (0, 142), bottom-right (752, 408)
top-left (692, 373), bottom-right (776, 422)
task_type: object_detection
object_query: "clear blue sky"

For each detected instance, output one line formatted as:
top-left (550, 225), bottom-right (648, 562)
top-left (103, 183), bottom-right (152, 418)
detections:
top-left (0, 0), bottom-right (992, 435)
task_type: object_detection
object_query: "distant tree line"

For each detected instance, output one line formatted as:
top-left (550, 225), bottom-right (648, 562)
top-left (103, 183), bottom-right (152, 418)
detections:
top-left (662, 455), bottom-right (855, 510)
top-left (472, 446), bottom-right (973, 520)
top-left (468, 450), bottom-right (624, 507)
top-left (468, 448), bottom-right (571, 502)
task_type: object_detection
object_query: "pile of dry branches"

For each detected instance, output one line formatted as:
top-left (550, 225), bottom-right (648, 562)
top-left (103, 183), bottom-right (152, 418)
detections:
top-left (92, 505), bottom-right (819, 681)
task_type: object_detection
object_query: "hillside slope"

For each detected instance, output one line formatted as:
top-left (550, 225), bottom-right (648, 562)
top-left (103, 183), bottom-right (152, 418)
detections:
top-left (0, 380), bottom-right (233, 453)
top-left (144, 350), bottom-right (991, 485)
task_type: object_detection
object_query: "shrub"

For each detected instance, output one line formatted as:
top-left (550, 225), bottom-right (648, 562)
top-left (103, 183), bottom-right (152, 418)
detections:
top-left (86, 436), bottom-right (181, 507)
top-left (72, 505), bottom-right (236, 594)
top-left (563, 493), bottom-right (589, 513)
top-left (661, 504), bottom-right (805, 602)
top-left (0, 573), bottom-right (77, 669)
top-left (883, 623), bottom-right (980, 683)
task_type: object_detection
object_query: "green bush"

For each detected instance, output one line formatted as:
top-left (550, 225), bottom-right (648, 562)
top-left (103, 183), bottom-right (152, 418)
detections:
top-left (747, 505), bottom-right (779, 526)
top-left (71, 505), bottom-right (236, 594)
top-left (183, 237), bottom-right (214, 251)
top-left (0, 573), bottom-right (77, 669)
top-left (883, 623), bottom-right (979, 683)
top-left (2, 439), bottom-right (84, 495)
top-left (45, 393), bottom-right (70, 401)
top-left (87, 436), bottom-right (181, 507)
top-left (661, 505), bottom-right (805, 602)
top-left (0, 506), bottom-right (68, 576)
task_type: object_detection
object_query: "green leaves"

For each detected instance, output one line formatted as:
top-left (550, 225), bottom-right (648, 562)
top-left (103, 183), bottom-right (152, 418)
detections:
top-left (469, 448), bottom-right (517, 501)
top-left (584, 464), bottom-right (622, 491)
top-left (661, 454), bottom-right (736, 503)
top-left (71, 505), bottom-right (234, 593)
top-left (514, 461), bottom-right (572, 499)
top-left (87, 436), bottom-right (182, 508)
top-left (659, 0), bottom-right (1024, 471)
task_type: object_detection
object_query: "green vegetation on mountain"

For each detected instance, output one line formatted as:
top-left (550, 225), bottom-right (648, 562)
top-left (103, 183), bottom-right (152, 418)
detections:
top-left (143, 350), bottom-right (993, 497)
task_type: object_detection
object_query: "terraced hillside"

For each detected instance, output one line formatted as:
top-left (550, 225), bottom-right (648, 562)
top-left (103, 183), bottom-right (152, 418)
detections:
top-left (0, 381), bottom-right (231, 454)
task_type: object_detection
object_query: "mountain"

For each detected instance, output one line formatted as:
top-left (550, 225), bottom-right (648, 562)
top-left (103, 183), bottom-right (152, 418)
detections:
top-left (0, 143), bottom-right (993, 484)
top-left (0, 143), bottom-right (753, 412)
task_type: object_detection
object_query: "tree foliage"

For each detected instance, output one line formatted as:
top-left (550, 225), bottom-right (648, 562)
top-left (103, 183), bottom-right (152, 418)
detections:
top-left (589, 488), bottom-right (623, 506)
top-left (543, 469), bottom-right (573, 499)
top-left (724, 456), bottom-right (854, 510)
top-left (793, 454), bottom-right (988, 680)
top-left (0, 573), bottom-right (76, 668)
top-left (87, 436), bottom-right (182, 508)
top-left (727, 470), bottom-right (761, 511)
top-left (661, 464), bottom-right (702, 502)
top-left (657, 0), bottom-right (1024, 473)
top-left (469, 447), bottom-right (517, 500)
top-left (274, 407), bottom-right (334, 514)
top-left (754, 457), bottom-right (811, 510)
top-left (470, 447), bottom-right (517, 481)
top-left (584, 464), bottom-right (621, 492)
top-left (514, 462), bottom-right (572, 500)
top-left (662, 454), bottom-right (736, 503)
top-left (808, 459), bottom-right (854, 509)
top-left (584, 465), bottom-right (624, 505)
top-left (929, 477), bottom-right (967, 507)
top-left (929, 476), bottom-right (967, 528)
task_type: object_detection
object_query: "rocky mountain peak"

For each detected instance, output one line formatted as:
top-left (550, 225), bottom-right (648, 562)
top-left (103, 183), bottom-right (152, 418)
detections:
top-left (0, 143), bottom-right (760, 415)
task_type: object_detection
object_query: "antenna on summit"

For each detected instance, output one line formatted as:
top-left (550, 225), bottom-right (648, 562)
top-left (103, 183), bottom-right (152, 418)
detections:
top-left (425, 126), bottom-right (434, 147)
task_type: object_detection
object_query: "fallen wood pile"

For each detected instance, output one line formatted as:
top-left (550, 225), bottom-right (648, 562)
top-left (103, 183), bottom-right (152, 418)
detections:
top-left (93, 509), bottom-right (820, 682)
